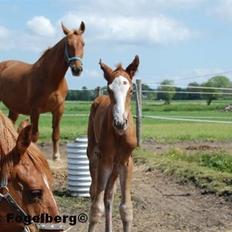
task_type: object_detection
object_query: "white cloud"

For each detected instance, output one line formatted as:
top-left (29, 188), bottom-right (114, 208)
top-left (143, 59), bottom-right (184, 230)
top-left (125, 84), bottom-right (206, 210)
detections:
top-left (0, 1), bottom-right (197, 54)
top-left (85, 69), bottom-right (101, 78)
top-left (0, 25), bottom-right (57, 53)
top-left (27, 16), bottom-right (55, 37)
top-left (61, 0), bottom-right (205, 14)
top-left (210, 0), bottom-right (232, 21)
top-left (61, 13), bottom-right (192, 45)
top-left (0, 25), bottom-right (15, 51)
top-left (0, 25), bottom-right (9, 38)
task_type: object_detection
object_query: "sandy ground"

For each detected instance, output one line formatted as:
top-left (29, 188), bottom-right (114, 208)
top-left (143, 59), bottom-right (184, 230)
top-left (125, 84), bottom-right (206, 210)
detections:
top-left (39, 142), bottom-right (232, 232)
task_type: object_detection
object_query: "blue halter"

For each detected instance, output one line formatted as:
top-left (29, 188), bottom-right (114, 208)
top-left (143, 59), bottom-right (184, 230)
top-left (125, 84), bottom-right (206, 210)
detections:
top-left (64, 40), bottom-right (83, 65)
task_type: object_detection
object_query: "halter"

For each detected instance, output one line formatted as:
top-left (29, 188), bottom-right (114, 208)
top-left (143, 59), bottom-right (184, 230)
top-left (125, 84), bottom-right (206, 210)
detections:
top-left (0, 176), bottom-right (63, 232)
top-left (64, 40), bottom-right (83, 65)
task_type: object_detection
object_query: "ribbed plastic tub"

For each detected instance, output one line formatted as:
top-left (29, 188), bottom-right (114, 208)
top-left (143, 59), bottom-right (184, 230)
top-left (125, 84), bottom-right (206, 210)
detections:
top-left (67, 137), bottom-right (91, 197)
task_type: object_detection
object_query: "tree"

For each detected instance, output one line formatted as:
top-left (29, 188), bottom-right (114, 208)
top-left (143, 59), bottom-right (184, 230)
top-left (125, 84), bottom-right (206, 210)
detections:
top-left (202, 76), bottom-right (231, 105)
top-left (157, 79), bottom-right (176, 104)
top-left (142, 84), bottom-right (156, 100)
top-left (187, 82), bottom-right (202, 100)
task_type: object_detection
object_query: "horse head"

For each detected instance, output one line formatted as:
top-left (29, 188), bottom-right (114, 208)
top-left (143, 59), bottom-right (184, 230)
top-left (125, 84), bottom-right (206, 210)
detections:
top-left (0, 113), bottom-right (62, 232)
top-left (99, 55), bottom-right (139, 135)
top-left (62, 22), bottom-right (85, 76)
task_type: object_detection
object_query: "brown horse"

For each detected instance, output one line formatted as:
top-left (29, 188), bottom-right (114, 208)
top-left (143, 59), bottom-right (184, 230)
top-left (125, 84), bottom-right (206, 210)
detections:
top-left (87, 56), bottom-right (139, 232)
top-left (0, 22), bottom-right (85, 160)
top-left (0, 111), bottom-right (62, 232)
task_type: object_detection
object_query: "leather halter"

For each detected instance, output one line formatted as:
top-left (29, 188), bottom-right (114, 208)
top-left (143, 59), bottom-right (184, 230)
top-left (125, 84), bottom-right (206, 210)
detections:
top-left (64, 40), bottom-right (83, 65)
top-left (0, 176), bottom-right (63, 232)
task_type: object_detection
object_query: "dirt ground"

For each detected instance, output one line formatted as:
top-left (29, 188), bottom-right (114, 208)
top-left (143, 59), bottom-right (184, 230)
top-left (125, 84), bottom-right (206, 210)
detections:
top-left (39, 142), bottom-right (232, 232)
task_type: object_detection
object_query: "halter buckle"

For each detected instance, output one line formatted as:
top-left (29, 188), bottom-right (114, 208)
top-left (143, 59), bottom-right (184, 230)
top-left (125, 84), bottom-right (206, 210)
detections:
top-left (0, 186), bottom-right (9, 195)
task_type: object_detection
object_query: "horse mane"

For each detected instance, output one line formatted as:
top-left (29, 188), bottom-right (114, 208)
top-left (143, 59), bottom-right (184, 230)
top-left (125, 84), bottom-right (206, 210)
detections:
top-left (41, 48), bottom-right (52, 58)
top-left (36, 47), bottom-right (52, 63)
top-left (0, 112), bottom-right (52, 182)
top-left (115, 63), bottom-right (124, 71)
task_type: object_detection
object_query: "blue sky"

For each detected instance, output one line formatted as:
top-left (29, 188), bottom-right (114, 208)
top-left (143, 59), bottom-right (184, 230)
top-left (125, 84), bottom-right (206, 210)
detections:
top-left (1, 0), bottom-right (232, 89)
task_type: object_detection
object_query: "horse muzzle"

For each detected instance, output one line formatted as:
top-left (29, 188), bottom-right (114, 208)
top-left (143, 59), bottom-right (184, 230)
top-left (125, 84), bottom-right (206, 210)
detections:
top-left (71, 66), bottom-right (83, 76)
top-left (113, 119), bottom-right (128, 134)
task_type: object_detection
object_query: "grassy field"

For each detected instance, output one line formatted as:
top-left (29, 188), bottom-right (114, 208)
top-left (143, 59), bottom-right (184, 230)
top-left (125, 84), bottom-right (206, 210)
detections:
top-left (134, 148), bottom-right (232, 195)
top-left (1, 99), bottom-right (232, 142)
top-left (1, 99), bottom-right (232, 194)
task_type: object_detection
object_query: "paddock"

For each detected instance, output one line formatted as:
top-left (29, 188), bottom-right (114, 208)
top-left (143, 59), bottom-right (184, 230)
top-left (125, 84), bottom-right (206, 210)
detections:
top-left (1, 97), bottom-right (232, 231)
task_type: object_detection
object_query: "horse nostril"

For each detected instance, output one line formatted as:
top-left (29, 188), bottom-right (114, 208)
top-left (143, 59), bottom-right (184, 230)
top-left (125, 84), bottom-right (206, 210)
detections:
top-left (71, 66), bottom-right (82, 75)
top-left (113, 120), bottom-right (118, 128)
top-left (113, 120), bottom-right (127, 130)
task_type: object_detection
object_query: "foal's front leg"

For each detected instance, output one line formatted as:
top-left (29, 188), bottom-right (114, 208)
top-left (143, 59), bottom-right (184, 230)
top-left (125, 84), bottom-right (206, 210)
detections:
top-left (104, 170), bottom-right (118, 232)
top-left (30, 109), bottom-right (40, 142)
top-left (119, 156), bottom-right (133, 232)
top-left (89, 160), bottom-right (112, 232)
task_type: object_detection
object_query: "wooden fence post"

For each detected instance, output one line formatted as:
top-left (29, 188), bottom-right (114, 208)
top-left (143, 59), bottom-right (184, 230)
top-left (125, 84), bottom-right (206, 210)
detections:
top-left (96, 86), bottom-right (102, 97)
top-left (135, 79), bottom-right (142, 146)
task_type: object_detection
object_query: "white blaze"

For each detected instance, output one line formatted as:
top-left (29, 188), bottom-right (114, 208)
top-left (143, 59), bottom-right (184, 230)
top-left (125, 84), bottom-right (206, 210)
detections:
top-left (43, 175), bottom-right (58, 208)
top-left (109, 76), bottom-right (130, 124)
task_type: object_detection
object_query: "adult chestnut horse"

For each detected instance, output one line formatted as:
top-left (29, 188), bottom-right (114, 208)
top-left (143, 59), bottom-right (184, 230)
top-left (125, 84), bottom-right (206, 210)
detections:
top-left (0, 22), bottom-right (85, 160)
top-left (87, 56), bottom-right (139, 232)
top-left (0, 112), bottom-right (62, 232)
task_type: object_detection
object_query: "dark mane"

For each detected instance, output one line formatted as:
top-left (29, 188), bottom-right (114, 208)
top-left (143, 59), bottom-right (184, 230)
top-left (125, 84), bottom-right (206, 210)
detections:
top-left (0, 112), bottom-right (52, 182)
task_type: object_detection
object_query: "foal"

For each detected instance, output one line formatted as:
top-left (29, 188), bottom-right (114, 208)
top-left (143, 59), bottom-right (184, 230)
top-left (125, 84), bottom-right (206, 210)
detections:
top-left (87, 56), bottom-right (139, 232)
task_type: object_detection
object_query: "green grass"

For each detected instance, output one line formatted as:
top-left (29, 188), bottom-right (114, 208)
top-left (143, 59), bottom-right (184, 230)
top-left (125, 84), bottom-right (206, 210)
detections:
top-left (1, 99), bottom-right (232, 142)
top-left (142, 119), bottom-right (232, 142)
top-left (134, 148), bottom-right (232, 195)
top-left (2, 99), bottom-right (232, 194)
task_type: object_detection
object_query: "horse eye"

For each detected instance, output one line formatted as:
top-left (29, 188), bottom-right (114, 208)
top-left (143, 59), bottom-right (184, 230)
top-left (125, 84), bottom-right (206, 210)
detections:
top-left (29, 189), bottom-right (43, 199)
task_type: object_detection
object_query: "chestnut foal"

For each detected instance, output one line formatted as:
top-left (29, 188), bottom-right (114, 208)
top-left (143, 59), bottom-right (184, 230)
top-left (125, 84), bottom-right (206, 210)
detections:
top-left (87, 56), bottom-right (139, 232)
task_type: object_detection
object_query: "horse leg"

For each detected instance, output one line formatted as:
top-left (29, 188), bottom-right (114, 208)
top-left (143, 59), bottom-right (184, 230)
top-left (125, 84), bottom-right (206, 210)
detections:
top-left (88, 161), bottom-right (112, 232)
top-left (30, 110), bottom-right (40, 142)
top-left (87, 117), bottom-right (99, 200)
top-left (104, 170), bottom-right (118, 232)
top-left (88, 145), bottom-right (100, 201)
top-left (119, 156), bottom-right (133, 232)
top-left (52, 105), bottom-right (64, 161)
top-left (8, 110), bottom-right (19, 124)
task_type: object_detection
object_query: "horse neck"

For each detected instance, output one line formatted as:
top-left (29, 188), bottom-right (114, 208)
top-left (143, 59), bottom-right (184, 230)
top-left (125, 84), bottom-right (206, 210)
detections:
top-left (33, 38), bottom-right (68, 86)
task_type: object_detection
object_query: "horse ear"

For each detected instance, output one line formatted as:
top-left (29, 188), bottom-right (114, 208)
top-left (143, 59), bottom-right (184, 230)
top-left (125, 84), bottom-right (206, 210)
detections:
top-left (78, 21), bottom-right (85, 34)
top-left (16, 125), bottom-right (32, 155)
top-left (126, 55), bottom-right (139, 79)
top-left (61, 22), bottom-right (71, 35)
top-left (99, 59), bottom-right (113, 82)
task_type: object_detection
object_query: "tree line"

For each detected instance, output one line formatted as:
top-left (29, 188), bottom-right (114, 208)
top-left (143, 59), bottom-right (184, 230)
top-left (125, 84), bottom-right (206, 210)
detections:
top-left (143, 75), bottom-right (232, 105)
top-left (66, 76), bottom-right (232, 105)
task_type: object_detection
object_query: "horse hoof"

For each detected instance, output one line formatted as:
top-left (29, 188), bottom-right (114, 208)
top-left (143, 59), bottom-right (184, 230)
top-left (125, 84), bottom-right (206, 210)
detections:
top-left (53, 153), bottom-right (61, 161)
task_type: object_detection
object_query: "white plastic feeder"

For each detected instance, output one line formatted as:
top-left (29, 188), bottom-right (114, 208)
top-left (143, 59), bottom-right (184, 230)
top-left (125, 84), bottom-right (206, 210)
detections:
top-left (67, 137), bottom-right (91, 197)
